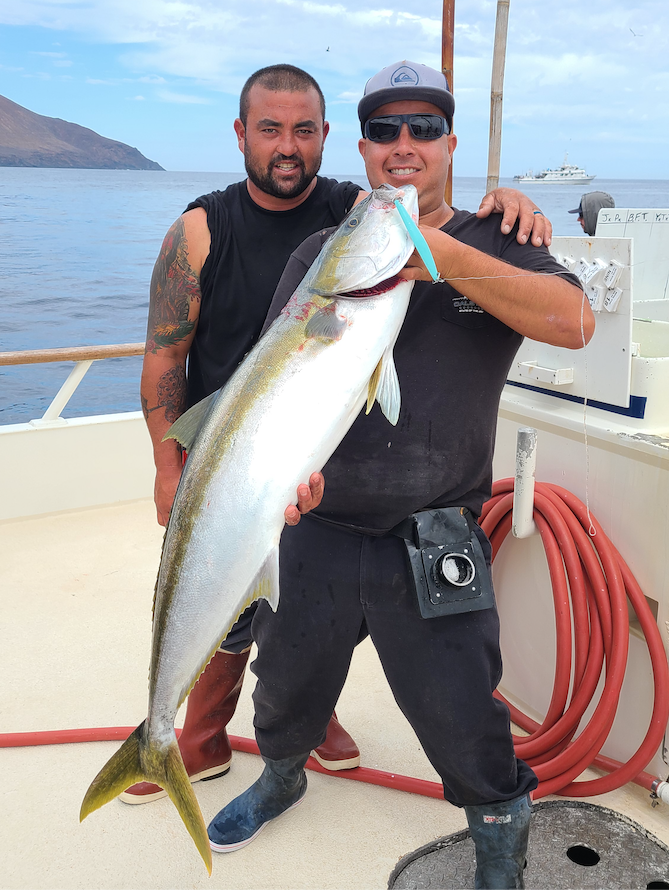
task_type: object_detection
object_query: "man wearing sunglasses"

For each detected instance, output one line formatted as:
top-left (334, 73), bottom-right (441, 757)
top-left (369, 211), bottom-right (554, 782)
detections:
top-left (136, 61), bottom-right (552, 811)
top-left (206, 61), bottom-right (593, 889)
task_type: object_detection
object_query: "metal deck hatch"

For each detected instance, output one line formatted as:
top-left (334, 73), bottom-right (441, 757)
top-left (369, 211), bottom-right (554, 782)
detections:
top-left (388, 800), bottom-right (669, 889)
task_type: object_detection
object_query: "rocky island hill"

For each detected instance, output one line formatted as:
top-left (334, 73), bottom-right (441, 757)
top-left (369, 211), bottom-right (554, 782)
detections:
top-left (0, 95), bottom-right (163, 170)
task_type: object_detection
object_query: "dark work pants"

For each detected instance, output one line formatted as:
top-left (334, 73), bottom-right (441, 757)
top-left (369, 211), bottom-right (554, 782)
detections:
top-left (251, 514), bottom-right (537, 807)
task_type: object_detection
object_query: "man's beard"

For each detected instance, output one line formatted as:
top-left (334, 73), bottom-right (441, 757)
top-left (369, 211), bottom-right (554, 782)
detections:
top-left (244, 147), bottom-right (322, 200)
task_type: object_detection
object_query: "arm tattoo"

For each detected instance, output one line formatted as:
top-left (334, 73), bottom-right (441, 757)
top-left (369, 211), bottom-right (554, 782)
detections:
top-left (146, 217), bottom-right (200, 354)
top-left (143, 365), bottom-right (188, 424)
top-left (141, 394), bottom-right (152, 422)
top-left (157, 364), bottom-right (187, 423)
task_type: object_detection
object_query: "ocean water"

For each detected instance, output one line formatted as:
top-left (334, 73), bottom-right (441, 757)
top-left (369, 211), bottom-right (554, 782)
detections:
top-left (2, 168), bottom-right (669, 424)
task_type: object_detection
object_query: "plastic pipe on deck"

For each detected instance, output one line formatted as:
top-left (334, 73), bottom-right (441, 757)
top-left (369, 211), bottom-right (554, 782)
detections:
top-left (652, 780), bottom-right (669, 805)
top-left (512, 427), bottom-right (537, 538)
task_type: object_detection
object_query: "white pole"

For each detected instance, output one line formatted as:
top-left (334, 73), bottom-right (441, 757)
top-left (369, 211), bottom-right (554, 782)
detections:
top-left (512, 427), bottom-right (537, 538)
top-left (40, 360), bottom-right (94, 422)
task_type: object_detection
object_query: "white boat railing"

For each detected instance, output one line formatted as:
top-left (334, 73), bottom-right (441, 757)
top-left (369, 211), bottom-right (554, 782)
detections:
top-left (0, 343), bottom-right (144, 424)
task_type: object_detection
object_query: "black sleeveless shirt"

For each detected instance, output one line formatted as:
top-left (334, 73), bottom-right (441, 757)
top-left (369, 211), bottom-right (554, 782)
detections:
top-left (184, 176), bottom-right (361, 405)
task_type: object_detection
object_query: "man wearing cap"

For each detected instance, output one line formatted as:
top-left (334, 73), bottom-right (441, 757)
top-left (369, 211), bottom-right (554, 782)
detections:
top-left (136, 61), bottom-right (551, 807)
top-left (569, 191), bottom-right (615, 236)
top-left (202, 60), bottom-right (593, 888)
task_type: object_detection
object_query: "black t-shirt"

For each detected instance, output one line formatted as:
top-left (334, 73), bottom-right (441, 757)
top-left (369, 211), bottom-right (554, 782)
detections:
top-left (184, 176), bottom-right (361, 405)
top-left (264, 209), bottom-right (583, 533)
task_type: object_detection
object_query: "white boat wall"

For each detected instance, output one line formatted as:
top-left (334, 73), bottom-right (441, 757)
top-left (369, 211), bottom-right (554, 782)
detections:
top-left (0, 344), bottom-right (153, 521)
top-left (494, 209), bottom-right (669, 781)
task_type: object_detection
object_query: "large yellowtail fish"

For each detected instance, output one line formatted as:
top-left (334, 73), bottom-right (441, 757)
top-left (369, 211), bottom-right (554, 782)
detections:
top-left (80, 183), bottom-right (419, 872)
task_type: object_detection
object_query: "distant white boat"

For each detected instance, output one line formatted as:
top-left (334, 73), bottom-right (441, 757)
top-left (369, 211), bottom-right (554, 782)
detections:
top-left (513, 154), bottom-right (595, 184)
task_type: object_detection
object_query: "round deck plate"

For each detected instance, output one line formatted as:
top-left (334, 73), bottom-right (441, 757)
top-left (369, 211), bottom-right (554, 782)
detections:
top-left (388, 800), bottom-right (669, 889)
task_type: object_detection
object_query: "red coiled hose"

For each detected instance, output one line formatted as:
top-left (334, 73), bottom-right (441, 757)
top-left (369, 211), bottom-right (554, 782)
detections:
top-left (481, 478), bottom-right (669, 800)
top-left (2, 480), bottom-right (668, 803)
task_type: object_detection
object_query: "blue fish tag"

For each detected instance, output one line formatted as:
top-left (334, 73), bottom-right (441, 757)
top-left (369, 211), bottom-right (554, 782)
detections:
top-left (393, 199), bottom-right (442, 283)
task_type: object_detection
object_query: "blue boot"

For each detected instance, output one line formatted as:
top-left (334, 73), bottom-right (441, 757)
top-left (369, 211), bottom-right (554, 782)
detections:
top-left (465, 794), bottom-right (532, 889)
top-left (208, 753), bottom-right (309, 852)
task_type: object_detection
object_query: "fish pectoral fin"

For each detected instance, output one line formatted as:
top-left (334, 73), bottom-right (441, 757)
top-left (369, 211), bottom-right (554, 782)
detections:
top-left (80, 720), bottom-right (212, 875)
top-left (249, 545), bottom-right (281, 612)
top-left (305, 306), bottom-right (348, 341)
top-left (366, 361), bottom-right (382, 415)
top-left (162, 390), bottom-right (219, 451)
top-left (366, 348), bottom-right (402, 425)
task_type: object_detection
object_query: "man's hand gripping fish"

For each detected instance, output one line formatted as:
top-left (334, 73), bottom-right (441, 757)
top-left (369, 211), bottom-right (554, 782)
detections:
top-left (80, 183), bottom-right (419, 872)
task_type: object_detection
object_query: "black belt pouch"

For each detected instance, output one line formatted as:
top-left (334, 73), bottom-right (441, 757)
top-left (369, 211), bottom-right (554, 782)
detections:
top-left (391, 507), bottom-right (495, 618)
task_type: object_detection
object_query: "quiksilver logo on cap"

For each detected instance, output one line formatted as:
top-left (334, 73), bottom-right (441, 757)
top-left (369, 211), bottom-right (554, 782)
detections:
top-left (391, 65), bottom-right (419, 87)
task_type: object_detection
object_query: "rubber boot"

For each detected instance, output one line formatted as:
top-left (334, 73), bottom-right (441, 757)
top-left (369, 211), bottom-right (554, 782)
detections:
top-left (312, 711), bottom-right (360, 770)
top-left (120, 648), bottom-right (250, 804)
top-left (208, 753), bottom-right (309, 852)
top-left (465, 794), bottom-right (532, 889)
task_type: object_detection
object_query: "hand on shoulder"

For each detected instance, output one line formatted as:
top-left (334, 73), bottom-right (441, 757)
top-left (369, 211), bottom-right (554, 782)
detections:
top-left (476, 187), bottom-right (552, 248)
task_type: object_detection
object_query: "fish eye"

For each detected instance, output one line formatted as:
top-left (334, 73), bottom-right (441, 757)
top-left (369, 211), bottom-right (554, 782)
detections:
top-left (348, 217), bottom-right (359, 228)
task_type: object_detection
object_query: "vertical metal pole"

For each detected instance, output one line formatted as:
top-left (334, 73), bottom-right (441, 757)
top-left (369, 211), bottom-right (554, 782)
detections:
top-left (486, 0), bottom-right (510, 194)
top-left (442, 0), bottom-right (455, 206)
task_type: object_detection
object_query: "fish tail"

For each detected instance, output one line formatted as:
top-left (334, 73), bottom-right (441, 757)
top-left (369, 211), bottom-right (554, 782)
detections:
top-left (80, 720), bottom-right (212, 874)
top-left (79, 723), bottom-right (145, 819)
top-left (162, 743), bottom-right (213, 874)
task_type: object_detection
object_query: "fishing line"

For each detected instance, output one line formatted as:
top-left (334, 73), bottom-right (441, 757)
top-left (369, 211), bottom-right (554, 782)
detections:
top-left (404, 226), bottom-right (628, 536)
top-left (579, 290), bottom-right (596, 537)
top-left (411, 258), bottom-right (648, 283)
top-left (434, 269), bottom-right (573, 281)
top-left (429, 268), bottom-right (597, 534)
top-left (432, 268), bottom-right (628, 282)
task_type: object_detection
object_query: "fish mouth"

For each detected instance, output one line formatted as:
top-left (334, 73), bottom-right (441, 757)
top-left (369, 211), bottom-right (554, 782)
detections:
top-left (338, 274), bottom-right (403, 298)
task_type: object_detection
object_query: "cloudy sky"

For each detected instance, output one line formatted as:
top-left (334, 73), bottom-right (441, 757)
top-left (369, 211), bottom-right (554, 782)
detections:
top-left (1, 0), bottom-right (667, 178)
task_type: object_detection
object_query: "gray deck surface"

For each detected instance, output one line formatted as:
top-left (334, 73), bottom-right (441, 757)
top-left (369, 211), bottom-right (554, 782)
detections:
top-left (2, 499), bottom-right (669, 889)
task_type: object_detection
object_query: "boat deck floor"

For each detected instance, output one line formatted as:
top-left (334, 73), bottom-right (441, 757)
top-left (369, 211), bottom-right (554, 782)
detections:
top-left (2, 499), bottom-right (669, 889)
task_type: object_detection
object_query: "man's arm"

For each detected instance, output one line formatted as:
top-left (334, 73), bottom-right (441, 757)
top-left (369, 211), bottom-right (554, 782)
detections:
top-left (140, 208), bottom-right (324, 528)
top-left (140, 209), bottom-right (209, 526)
top-left (399, 226), bottom-right (595, 348)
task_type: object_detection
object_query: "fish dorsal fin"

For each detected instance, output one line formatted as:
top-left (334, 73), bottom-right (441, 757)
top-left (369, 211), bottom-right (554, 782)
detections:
top-left (248, 545), bottom-right (281, 612)
top-left (305, 305), bottom-right (348, 341)
top-left (366, 348), bottom-right (402, 425)
top-left (161, 390), bottom-right (218, 451)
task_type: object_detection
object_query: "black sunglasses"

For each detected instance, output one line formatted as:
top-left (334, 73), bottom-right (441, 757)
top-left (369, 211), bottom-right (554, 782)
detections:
top-left (363, 113), bottom-right (450, 143)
